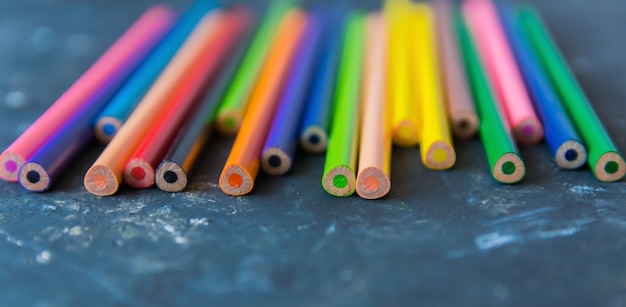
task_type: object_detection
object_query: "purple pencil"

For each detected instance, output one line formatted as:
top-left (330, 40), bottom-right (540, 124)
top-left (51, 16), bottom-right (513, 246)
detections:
top-left (18, 71), bottom-right (127, 192)
top-left (260, 14), bottom-right (323, 175)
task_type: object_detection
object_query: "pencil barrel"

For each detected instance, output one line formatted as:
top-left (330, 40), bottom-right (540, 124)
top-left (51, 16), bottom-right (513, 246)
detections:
top-left (433, 0), bottom-right (479, 139)
top-left (215, 1), bottom-right (292, 136)
top-left (411, 3), bottom-right (456, 170)
top-left (298, 10), bottom-right (344, 153)
top-left (518, 7), bottom-right (626, 181)
top-left (457, 11), bottom-right (525, 183)
top-left (261, 13), bottom-right (323, 175)
top-left (94, 0), bottom-right (218, 142)
top-left (497, 3), bottom-right (586, 169)
top-left (322, 12), bottom-right (365, 196)
top-left (159, 14), bottom-right (258, 182)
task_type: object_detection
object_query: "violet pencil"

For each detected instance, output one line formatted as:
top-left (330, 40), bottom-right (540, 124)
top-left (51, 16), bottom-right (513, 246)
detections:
top-left (261, 13), bottom-right (323, 175)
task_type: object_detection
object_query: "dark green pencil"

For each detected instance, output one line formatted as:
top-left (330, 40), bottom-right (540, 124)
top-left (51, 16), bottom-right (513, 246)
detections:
top-left (457, 11), bottom-right (525, 184)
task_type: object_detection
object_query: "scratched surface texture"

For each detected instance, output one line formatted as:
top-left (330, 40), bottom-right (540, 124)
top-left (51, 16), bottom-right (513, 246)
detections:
top-left (1, 0), bottom-right (626, 306)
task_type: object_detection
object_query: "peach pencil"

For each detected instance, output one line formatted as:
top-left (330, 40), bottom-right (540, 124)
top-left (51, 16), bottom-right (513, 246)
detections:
top-left (356, 14), bottom-right (391, 200)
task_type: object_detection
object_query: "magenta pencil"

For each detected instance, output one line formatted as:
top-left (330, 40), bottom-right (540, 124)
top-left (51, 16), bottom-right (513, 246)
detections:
top-left (0, 5), bottom-right (176, 182)
top-left (462, 0), bottom-right (543, 145)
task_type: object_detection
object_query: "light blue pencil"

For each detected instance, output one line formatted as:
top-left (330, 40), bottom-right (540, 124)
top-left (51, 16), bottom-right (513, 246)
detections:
top-left (93, 0), bottom-right (217, 143)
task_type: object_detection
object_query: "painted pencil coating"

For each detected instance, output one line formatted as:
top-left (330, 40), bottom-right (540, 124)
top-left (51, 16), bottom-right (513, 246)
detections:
top-left (386, 0), bottom-right (420, 147)
top-left (94, 0), bottom-right (217, 143)
top-left (356, 14), bottom-right (390, 200)
top-left (463, 0), bottom-right (544, 145)
top-left (411, 3), bottom-right (456, 170)
top-left (84, 11), bottom-right (223, 196)
top-left (261, 13), bottom-right (323, 176)
top-left (0, 6), bottom-right (175, 182)
top-left (18, 60), bottom-right (135, 191)
top-left (518, 7), bottom-right (626, 181)
top-left (433, 0), bottom-right (479, 139)
top-left (124, 9), bottom-right (250, 189)
top-left (19, 122), bottom-right (92, 192)
top-left (457, 11), bottom-right (525, 184)
top-left (215, 0), bottom-right (293, 136)
top-left (219, 9), bottom-right (308, 196)
top-left (322, 12), bottom-right (365, 197)
top-left (156, 15), bottom-right (258, 193)
top-left (299, 10), bottom-right (344, 154)
top-left (497, 3), bottom-right (586, 169)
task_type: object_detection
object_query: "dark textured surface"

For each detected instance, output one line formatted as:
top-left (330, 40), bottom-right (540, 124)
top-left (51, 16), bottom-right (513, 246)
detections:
top-left (1, 0), bottom-right (626, 306)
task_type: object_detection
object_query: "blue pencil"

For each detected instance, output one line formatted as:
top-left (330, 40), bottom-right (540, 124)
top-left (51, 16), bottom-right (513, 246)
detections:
top-left (497, 2), bottom-right (587, 169)
top-left (298, 9), bottom-right (344, 154)
top-left (93, 0), bottom-right (217, 143)
top-left (260, 14), bottom-right (323, 175)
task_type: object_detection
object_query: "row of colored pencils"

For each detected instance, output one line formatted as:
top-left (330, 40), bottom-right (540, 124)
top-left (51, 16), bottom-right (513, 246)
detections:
top-left (0, 0), bottom-right (623, 199)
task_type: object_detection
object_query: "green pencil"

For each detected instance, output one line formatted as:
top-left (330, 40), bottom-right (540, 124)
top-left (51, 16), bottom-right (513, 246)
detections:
top-left (518, 6), bottom-right (625, 182)
top-left (214, 0), bottom-right (292, 136)
top-left (457, 11), bottom-right (525, 184)
top-left (322, 12), bottom-right (365, 197)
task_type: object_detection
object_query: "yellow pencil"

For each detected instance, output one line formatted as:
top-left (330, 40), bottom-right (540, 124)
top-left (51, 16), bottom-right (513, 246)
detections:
top-left (385, 0), bottom-right (419, 147)
top-left (410, 3), bottom-right (456, 170)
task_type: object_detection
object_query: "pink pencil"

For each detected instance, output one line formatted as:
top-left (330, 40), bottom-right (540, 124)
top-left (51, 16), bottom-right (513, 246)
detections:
top-left (0, 5), bottom-right (176, 182)
top-left (462, 0), bottom-right (543, 145)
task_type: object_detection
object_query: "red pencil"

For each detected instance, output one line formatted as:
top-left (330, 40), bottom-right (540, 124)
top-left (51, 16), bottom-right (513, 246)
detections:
top-left (123, 8), bottom-right (251, 189)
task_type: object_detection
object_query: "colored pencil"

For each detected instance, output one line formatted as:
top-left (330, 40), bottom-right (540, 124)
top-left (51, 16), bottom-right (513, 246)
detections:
top-left (462, 0), bottom-right (544, 145)
top-left (84, 11), bottom-right (223, 196)
top-left (155, 16), bottom-right (257, 193)
top-left (94, 0), bottom-right (217, 143)
top-left (386, 0), bottom-right (420, 147)
top-left (0, 6), bottom-right (175, 182)
top-left (18, 118), bottom-right (93, 192)
top-left (356, 13), bottom-right (390, 200)
top-left (519, 7), bottom-right (626, 181)
top-left (124, 9), bottom-right (250, 189)
top-left (261, 13), bottom-right (323, 176)
top-left (219, 9), bottom-right (308, 196)
top-left (298, 10), bottom-right (344, 154)
top-left (410, 3), bottom-right (456, 170)
top-left (498, 3), bottom-right (587, 170)
top-left (215, 0), bottom-right (292, 136)
top-left (457, 11), bottom-right (525, 184)
top-left (433, 0), bottom-right (479, 139)
top-left (321, 12), bottom-right (365, 197)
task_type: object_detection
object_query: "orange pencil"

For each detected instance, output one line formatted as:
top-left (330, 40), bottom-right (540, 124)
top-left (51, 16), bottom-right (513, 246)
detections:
top-left (124, 9), bottom-right (250, 189)
top-left (84, 11), bottom-right (223, 196)
top-left (219, 9), bottom-right (308, 196)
